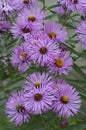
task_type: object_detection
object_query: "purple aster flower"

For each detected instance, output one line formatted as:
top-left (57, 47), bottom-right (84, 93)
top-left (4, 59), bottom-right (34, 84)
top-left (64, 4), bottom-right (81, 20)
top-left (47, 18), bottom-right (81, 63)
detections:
top-left (24, 86), bottom-right (56, 114)
top-left (52, 80), bottom-right (81, 118)
top-left (23, 72), bottom-right (53, 91)
top-left (11, 44), bottom-right (31, 72)
top-left (43, 21), bottom-right (68, 43)
top-left (59, 0), bottom-right (86, 14)
top-left (18, 7), bottom-right (46, 26)
top-left (7, 0), bottom-right (38, 11)
top-left (11, 16), bottom-right (36, 38)
top-left (6, 91), bottom-right (30, 125)
top-left (48, 51), bottom-right (73, 75)
top-left (76, 20), bottom-right (86, 48)
top-left (26, 39), bottom-right (59, 66)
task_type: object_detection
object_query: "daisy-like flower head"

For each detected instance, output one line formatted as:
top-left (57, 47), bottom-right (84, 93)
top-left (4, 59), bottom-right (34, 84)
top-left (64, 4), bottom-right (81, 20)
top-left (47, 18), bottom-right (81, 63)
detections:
top-left (7, 0), bottom-right (38, 11)
top-left (48, 51), bottom-right (73, 75)
top-left (24, 86), bottom-right (56, 114)
top-left (59, 0), bottom-right (86, 14)
top-left (11, 16), bottom-right (35, 38)
top-left (27, 39), bottom-right (60, 66)
top-left (76, 20), bottom-right (86, 48)
top-left (52, 80), bottom-right (81, 118)
top-left (44, 21), bottom-right (68, 43)
top-left (18, 7), bottom-right (46, 25)
top-left (6, 91), bottom-right (30, 125)
top-left (11, 44), bottom-right (31, 72)
top-left (23, 72), bottom-right (53, 91)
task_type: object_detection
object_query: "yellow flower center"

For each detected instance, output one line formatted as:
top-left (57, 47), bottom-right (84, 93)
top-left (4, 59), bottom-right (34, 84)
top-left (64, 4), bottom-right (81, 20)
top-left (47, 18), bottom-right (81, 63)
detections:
top-left (61, 96), bottom-right (69, 104)
top-left (28, 15), bottom-right (36, 22)
top-left (20, 52), bottom-right (27, 58)
top-left (23, 0), bottom-right (29, 4)
top-left (55, 58), bottom-right (64, 68)
top-left (48, 32), bottom-right (56, 39)
top-left (35, 81), bottom-right (41, 88)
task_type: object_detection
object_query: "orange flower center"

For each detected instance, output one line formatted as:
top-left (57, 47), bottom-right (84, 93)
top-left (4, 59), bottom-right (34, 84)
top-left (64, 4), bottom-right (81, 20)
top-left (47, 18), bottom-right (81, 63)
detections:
top-left (23, 0), bottom-right (29, 4)
top-left (28, 15), bottom-right (36, 22)
top-left (35, 81), bottom-right (41, 88)
top-left (20, 52), bottom-right (27, 58)
top-left (48, 32), bottom-right (56, 39)
top-left (55, 58), bottom-right (64, 68)
top-left (61, 96), bottom-right (69, 104)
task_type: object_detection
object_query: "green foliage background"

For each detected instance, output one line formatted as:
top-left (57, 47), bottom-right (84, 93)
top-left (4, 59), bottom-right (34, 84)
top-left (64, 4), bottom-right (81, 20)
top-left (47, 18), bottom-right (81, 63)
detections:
top-left (0, 0), bottom-right (86, 129)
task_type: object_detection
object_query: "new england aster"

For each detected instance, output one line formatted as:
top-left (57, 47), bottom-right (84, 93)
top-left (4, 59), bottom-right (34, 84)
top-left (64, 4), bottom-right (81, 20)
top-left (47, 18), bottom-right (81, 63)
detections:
top-left (18, 7), bottom-right (46, 27)
top-left (6, 91), bottom-right (30, 125)
top-left (43, 21), bottom-right (68, 43)
top-left (59, 0), bottom-right (86, 14)
top-left (48, 51), bottom-right (73, 75)
top-left (11, 16), bottom-right (35, 38)
top-left (76, 20), bottom-right (86, 48)
top-left (11, 6), bottom-right (45, 39)
top-left (11, 44), bottom-right (31, 72)
top-left (27, 39), bottom-right (59, 66)
top-left (24, 86), bottom-right (56, 114)
top-left (23, 72), bottom-right (53, 91)
top-left (52, 80), bottom-right (81, 118)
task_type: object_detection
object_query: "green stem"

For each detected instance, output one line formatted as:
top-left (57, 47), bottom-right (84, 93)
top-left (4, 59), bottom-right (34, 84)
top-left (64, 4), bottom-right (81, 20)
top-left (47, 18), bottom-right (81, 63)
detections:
top-left (74, 50), bottom-right (86, 61)
top-left (42, 0), bottom-right (45, 11)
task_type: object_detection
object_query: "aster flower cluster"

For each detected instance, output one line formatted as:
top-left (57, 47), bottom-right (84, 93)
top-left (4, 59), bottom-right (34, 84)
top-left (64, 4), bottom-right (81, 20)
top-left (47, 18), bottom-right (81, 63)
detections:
top-left (0, 0), bottom-right (86, 128)
top-left (6, 73), bottom-right (81, 125)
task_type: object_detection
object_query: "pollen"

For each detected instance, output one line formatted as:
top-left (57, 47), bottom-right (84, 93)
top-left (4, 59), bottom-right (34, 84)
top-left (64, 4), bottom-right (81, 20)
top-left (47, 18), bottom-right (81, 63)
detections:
top-left (55, 58), bottom-right (64, 68)
top-left (23, 0), bottom-right (29, 4)
top-left (48, 32), bottom-right (56, 39)
top-left (35, 81), bottom-right (41, 88)
top-left (20, 52), bottom-right (27, 58)
top-left (61, 96), bottom-right (69, 104)
top-left (28, 15), bottom-right (36, 22)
